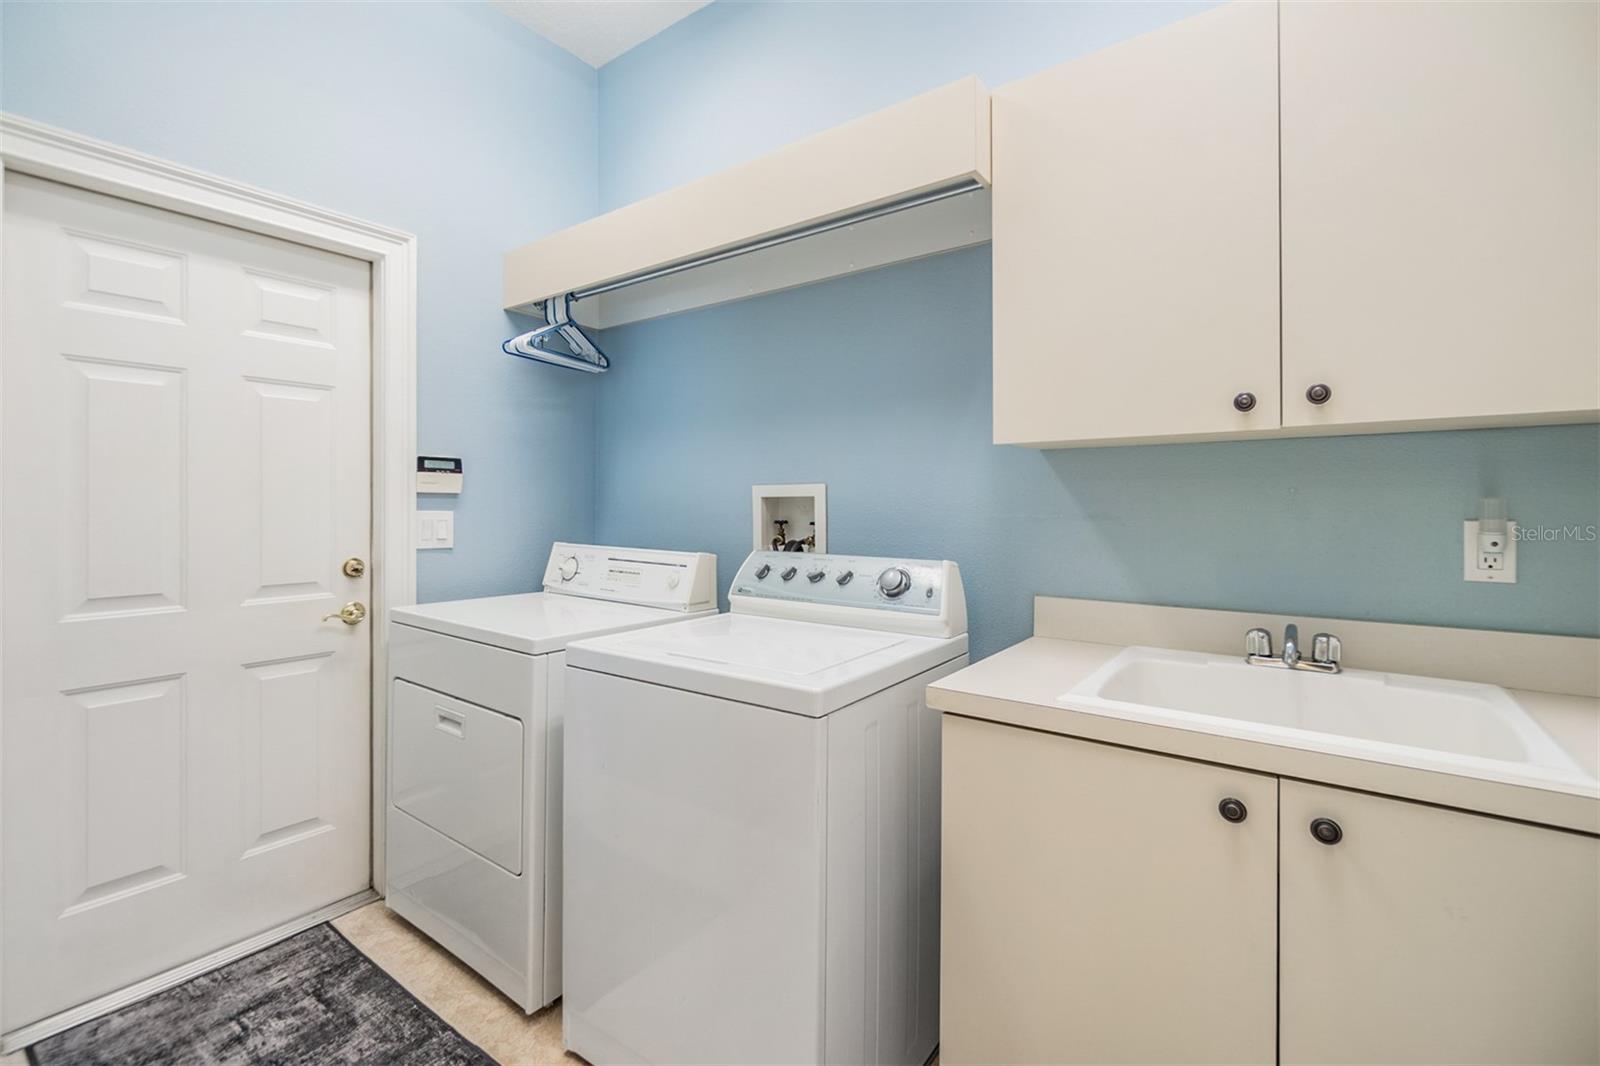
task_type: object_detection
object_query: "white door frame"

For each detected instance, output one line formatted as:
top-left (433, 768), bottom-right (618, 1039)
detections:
top-left (0, 114), bottom-right (416, 1040)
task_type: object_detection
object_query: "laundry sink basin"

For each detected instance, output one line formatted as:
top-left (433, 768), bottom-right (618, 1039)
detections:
top-left (1063, 646), bottom-right (1593, 791)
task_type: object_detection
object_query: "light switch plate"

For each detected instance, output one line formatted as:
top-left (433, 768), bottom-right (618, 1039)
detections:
top-left (418, 509), bottom-right (454, 550)
top-left (1463, 520), bottom-right (1517, 583)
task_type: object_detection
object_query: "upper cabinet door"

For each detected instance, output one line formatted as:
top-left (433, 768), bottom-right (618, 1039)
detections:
top-left (1281, 1), bottom-right (1600, 431)
top-left (991, 1), bottom-right (1280, 447)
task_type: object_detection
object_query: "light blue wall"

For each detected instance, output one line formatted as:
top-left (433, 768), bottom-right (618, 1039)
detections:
top-left (594, 250), bottom-right (1600, 660)
top-left (598, 0), bottom-right (1218, 210)
top-left (594, 2), bottom-right (1600, 659)
top-left (2, 0), bottom-right (599, 601)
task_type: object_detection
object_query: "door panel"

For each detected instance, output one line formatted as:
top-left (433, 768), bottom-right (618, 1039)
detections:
top-left (992, 0), bottom-right (1280, 446)
top-left (1280, 780), bottom-right (1600, 1064)
top-left (941, 717), bottom-right (1277, 1065)
top-left (246, 379), bottom-right (337, 602)
top-left (2, 173), bottom-right (373, 1032)
top-left (1281, 0), bottom-right (1599, 429)
top-left (241, 653), bottom-right (336, 856)
top-left (65, 230), bottom-right (187, 322)
top-left (60, 357), bottom-right (186, 617)
top-left (58, 676), bottom-right (187, 914)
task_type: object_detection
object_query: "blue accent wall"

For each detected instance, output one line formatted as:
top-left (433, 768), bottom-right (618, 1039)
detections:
top-left (594, 2), bottom-right (1600, 659)
top-left (598, 0), bottom-right (1220, 211)
top-left (594, 249), bottom-right (1600, 660)
top-left (2, 0), bottom-right (600, 601)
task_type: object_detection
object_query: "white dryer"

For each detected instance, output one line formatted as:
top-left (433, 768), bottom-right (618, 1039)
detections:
top-left (385, 543), bottom-right (716, 1012)
top-left (564, 550), bottom-right (969, 1065)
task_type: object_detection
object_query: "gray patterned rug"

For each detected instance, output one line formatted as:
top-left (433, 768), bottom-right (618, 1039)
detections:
top-left (27, 923), bottom-right (495, 1065)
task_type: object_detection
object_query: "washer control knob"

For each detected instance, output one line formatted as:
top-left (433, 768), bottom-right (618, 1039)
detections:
top-left (781, 566), bottom-right (798, 582)
top-left (836, 570), bottom-right (854, 586)
top-left (807, 569), bottom-right (826, 583)
top-left (559, 555), bottom-right (579, 582)
top-left (755, 563), bottom-right (772, 579)
top-left (877, 567), bottom-right (912, 598)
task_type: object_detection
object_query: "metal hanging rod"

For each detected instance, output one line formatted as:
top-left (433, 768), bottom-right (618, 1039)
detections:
top-left (506, 176), bottom-right (985, 374)
top-left (566, 177), bottom-right (987, 303)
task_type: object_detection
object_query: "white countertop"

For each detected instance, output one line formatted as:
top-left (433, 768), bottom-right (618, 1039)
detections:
top-left (928, 636), bottom-right (1600, 836)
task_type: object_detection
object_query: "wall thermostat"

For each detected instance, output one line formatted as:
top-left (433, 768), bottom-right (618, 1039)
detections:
top-left (416, 455), bottom-right (463, 494)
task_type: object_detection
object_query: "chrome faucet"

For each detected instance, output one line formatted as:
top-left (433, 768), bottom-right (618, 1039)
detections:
top-left (1245, 623), bottom-right (1342, 674)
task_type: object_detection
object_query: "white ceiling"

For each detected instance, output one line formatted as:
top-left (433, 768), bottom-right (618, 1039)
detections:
top-left (492, 0), bottom-right (713, 68)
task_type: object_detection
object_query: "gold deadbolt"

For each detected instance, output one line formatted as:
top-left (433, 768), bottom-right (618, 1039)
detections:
top-left (343, 557), bottom-right (367, 578)
top-left (323, 601), bottom-right (368, 626)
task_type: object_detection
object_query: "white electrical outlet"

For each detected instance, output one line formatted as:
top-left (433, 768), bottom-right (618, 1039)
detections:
top-left (417, 509), bottom-right (454, 550)
top-left (1463, 520), bottom-right (1517, 583)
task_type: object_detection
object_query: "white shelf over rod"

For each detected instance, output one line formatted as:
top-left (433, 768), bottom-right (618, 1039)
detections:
top-left (503, 76), bottom-right (992, 328)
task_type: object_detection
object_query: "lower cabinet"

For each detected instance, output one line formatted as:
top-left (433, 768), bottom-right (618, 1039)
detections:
top-left (941, 716), bottom-right (1600, 1065)
top-left (1280, 781), bottom-right (1600, 1065)
top-left (941, 715), bottom-right (1278, 1065)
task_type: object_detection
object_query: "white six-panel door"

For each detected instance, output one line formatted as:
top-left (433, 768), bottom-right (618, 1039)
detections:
top-left (2, 173), bottom-right (372, 1031)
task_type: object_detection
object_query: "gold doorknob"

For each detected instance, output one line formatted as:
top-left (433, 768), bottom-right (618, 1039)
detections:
top-left (343, 557), bottom-right (367, 578)
top-left (322, 601), bottom-right (368, 625)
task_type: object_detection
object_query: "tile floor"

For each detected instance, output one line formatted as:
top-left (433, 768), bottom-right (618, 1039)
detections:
top-left (7, 900), bottom-right (940, 1065)
top-left (331, 902), bottom-right (582, 1066)
top-left (1, 902), bottom-right (576, 1066)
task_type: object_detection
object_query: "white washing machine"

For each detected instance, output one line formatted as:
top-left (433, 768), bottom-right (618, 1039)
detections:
top-left (564, 550), bottom-right (969, 1065)
top-left (385, 543), bottom-right (716, 1012)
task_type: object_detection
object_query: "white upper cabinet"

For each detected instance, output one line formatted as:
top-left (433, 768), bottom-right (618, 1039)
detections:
top-left (1280, 0), bottom-right (1599, 432)
top-left (991, 1), bottom-right (1280, 447)
top-left (993, 0), bottom-right (1598, 447)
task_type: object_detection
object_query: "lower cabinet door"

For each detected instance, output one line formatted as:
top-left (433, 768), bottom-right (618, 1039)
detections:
top-left (941, 716), bottom-right (1277, 1065)
top-left (1280, 781), bottom-right (1600, 1065)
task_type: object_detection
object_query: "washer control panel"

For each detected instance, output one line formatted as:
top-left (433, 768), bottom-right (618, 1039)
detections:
top-left (729, 551), bottom-right (966, 638)
top-left (542, 543), bottom-right (716, 612)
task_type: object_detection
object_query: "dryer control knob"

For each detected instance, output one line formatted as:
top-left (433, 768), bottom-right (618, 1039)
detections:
top-left (807, 569), bottom-right (826, 583)
top-left (559, 555), bottom-right (579, 581)
top-left (836, 570), bottom-right (854, 586)
top-left (781, 566), bottom-right (798, 581)
top-left (877, 567), bottom-right (912, 598)
top-left (755, 563), bottom-right (772, 579)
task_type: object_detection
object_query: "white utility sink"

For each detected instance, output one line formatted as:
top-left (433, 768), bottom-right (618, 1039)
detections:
top-left (1064, 646), bottom-right (1594, 792)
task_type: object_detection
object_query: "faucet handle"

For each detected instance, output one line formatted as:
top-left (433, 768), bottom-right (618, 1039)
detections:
top-left (1245, 627), bottom-right (1273, 658)
top-left (1312, 632), bottom-right (1342, 666)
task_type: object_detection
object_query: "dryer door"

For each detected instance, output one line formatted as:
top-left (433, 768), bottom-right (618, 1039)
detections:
top-left (392, 680), bottom-right (523, 874)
